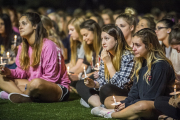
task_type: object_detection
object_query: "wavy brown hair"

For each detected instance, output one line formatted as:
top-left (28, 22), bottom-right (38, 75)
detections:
top-left (20, 12), bottom-right (47, 70)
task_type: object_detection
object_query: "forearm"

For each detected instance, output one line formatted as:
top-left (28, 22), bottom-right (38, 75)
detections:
top-left (106, 62), bottom-right (116, 78)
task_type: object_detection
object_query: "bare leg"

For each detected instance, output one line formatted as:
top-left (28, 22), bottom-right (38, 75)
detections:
top-left (104, 96), bottom-right (126, 109)
top-left (111, 101), bottom-right (157, 120)
top-left (0, 75), bottom-right (26, 94)
top-left (14, 79), bottom-right (29, 92)
top-left (24, 78), bottom-right (62, 102)
top-left (88, 94), bottom-right (102, 107)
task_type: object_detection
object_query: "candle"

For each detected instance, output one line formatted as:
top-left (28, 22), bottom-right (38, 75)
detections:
top-left (14, 35), bottom-right (17, 47)
top-left (113, 96), bottom-right (117, 104)
top-left (97, 63), bottom-right (99, 69)
top-left (174, 85), bottom-right (177, 99)
top-left (1, 57), bottom-right (2, 64)
top-left (7, 52), bottom-right (9, 58)
top-left (84, 66), bottom-right (87, 78)
top-left (92, 56), bottom-right (94, 68)
top-left (67, 66), bottom-right (69, 74)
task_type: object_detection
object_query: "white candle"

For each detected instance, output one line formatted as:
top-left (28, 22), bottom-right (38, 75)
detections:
top-left (92, 56), bottom-right (94, 68)
top-left (14, 35), bottom-right (17, 47)
top-left (1, 57), bottom-right (2, 64)
top-left (174, 85), bottom-right (177, 99)
top-left (67, 66), bottom-right (69, 74)
top-left (97, 63), bottom-right (99, 69)
top-left (84, 66), bottom-right (87, 78)
top-left (113, 96), bottom-right (117, 104)
top-left (7, 52), bottom-right (9, 58)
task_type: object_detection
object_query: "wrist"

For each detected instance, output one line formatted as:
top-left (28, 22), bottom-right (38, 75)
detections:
top-left (94, 81), bottom-right (97, 88)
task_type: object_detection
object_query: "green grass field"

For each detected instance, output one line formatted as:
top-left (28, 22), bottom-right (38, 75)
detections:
top-left (0, 92), bottom-right (117, 120)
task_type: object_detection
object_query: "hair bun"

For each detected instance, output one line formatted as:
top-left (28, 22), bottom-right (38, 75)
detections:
top-left (124, 7), bottom-right (136, 16)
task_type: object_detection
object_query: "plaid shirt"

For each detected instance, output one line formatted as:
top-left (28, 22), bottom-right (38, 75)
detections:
top-left (94, 50), bottom-right (134, 91)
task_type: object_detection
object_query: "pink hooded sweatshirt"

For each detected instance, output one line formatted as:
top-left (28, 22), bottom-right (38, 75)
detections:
top-left (10, 38), bottom-right (71, 90)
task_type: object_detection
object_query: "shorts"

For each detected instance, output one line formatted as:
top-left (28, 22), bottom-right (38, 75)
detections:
top-left (57, 84), bottom-right (70, 102)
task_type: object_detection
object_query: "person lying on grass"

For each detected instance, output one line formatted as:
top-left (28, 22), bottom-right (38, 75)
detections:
top-left (91, 28), bottom-right (175, 120)
top-left (0, 12), bottom-right (70, 103)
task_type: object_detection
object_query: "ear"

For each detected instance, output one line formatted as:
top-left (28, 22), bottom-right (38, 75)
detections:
top-left (33, 25), bottom-right (37, 30)
top-left (130, 25), bottom-right (134, 32)
top-left (167, 28), bottom-right (171, 33)
top-left (149, 43), bottom-right (153, 50)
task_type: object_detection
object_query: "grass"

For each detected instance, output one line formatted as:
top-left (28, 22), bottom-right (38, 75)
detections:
top-left (0, 92), bottom-right (116, 120)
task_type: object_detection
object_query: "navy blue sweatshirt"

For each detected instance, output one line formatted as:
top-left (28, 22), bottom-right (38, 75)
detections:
top-left (121, 59), bottom-right (175, 107)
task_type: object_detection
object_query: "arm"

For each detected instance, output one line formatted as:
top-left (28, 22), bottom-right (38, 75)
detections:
top-left (110, 53), bottom-right (134, 88)
top-left (10, 45), bottom-right (27, 79)
top-left (69, 59), bottom-right (84, 74)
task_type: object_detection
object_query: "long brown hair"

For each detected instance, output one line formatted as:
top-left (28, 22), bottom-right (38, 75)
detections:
top-left (20, 12), bottom-right (47, 70)
top-left (102, 24), bottom-right (131, 81)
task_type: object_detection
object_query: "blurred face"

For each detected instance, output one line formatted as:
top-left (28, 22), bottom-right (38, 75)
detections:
top-left (0, 18), bottom-right (5, 34)
top-left (135, 19), bottom-right (149, 32)
top-left (9, 10), bottom-right (15, 23)
top-left (68, 24), bottom-right (79, 40)
top-left (155, 22), bottom-right (170, 41)
top-left (80, 29), bottom-right (94, 44)
top-left (101, 32), bottom-right (117, 52)
top-left (48, 14), bottom-right (57, 23)
top-left (171, 44), bottom-right (180, 53)
top-left (102, 14), bottom-right (111, 25)
top-left (115, 18), bottom-right (133, 39)
top-left (132, 36), bottom-right (148, 59)
top-left (19, 16), bottom-right (36, 39)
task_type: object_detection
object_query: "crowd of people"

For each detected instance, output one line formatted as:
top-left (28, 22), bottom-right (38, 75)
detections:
top-left (0, 6), bottom-right (180, 120)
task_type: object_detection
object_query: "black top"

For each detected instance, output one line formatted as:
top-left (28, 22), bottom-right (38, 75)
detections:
top-left (121, 59), bottom-right (176, 107)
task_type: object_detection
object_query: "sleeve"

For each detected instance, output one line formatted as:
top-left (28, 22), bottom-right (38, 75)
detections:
top-left (94, 60), bottom-right (107, 90)
top-left (77, 44), bottom-right (85, 59)
top-left (120, 77), bottom-right (139, 107)
top-left (110, 53), bottom-right (134, 89)
top-left (38, 42), bottom-right (62, 83)
top-left (10, 45), bottom-right (27, 79)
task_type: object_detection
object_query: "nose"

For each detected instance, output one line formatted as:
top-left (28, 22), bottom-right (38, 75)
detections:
top-left (83, 36), bottom-right (86, 41)
top-left (132, 45), bottom-right (136, 51)
top-left (102, 39), bottom-right (105, 45)
top-left (69, 31), bottom-right (72, 35)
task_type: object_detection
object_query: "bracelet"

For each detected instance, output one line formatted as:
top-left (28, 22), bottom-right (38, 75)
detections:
top-left (94, 81), bottom-right (96, 88)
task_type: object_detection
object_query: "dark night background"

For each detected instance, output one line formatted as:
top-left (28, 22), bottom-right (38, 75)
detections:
top-left (0, 0), bottom-right (180, 14)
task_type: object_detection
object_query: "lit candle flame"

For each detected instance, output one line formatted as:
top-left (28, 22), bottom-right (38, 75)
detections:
top-left (7, 52), bottom-right (9, 58)
top-left (97, 63), bottom-right (99, 69)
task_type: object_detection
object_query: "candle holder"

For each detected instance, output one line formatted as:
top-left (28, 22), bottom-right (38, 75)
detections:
top-left (111, 96), bottom-right (121, 105)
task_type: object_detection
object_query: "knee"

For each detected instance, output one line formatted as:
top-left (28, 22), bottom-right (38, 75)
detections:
top-left (133, 101), bottom-right (150, 113)
top-left (28, 78), bottom-right (43, 91)
top-left (104, 96), bottom-right (114, 109)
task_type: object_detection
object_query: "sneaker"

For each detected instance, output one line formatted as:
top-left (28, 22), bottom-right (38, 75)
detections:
top-left (91, 106), bottom-right (114, 117)
top-left (8, 93), bottom-right (32, 103)
top-left (80, 98), bottom-right (90, 108)
top-left (0, 91), bottom-right (9, 99)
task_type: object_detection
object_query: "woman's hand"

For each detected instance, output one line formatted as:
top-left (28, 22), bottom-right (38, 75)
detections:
top-left (0, 67), bottom-right (11, 76)
top-left (84, 78), bottom-right (96, 88)
top-left (101, 49), bottom-right (111, 64)
top-left (93, 71), bottom-right (99, 79)
top-left (114, 103), bottom-right (125, 112)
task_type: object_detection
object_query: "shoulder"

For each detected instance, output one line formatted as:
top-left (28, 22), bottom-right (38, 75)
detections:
top-left (152, 60), bottom-right (173, 71)
top-left (122, 50), bottom-right (134, 61)
top-left (42, 38), bottom-right (57, 49)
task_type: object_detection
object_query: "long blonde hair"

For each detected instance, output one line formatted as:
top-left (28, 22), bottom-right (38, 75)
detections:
top-left (20, 12), bottom-right (47, 70)
top-left (102, 24), bottom-right (131, 81)
top-left (80, 19), bottom-right (102, 63)
top-left (68, 17), bottom-right (85, 65)
top-left (133, 28), bottom-right (173, 84)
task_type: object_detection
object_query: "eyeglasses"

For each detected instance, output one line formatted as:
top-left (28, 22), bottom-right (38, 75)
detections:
top-left (155, 26), bottom-right (168, 31)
